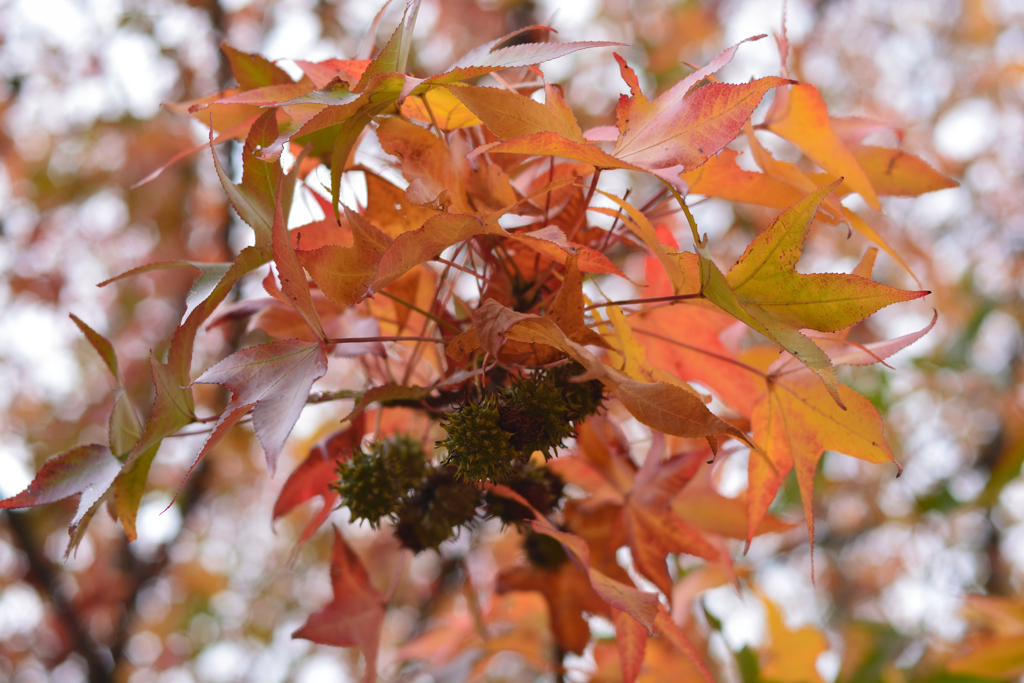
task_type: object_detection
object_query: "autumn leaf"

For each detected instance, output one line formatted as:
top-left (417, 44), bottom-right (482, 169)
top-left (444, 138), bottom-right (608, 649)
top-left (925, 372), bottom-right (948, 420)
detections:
top-left (0, 444), bottom-right (122, 557)
top-left (632, 244), bottom-right (764, 417)
top-left (85, 246), bottom-right (272, 544)
top-left (479, 36), bottom-right (786, 177)
top-left (947, 595), bottom-right (1024, 679)
top-left (401, 87), bottom-right (482, 130)
top-left (298, 208), bottom-right (393, 305)
top-left (271, 172), bottom-right (327, 342)
top-left (765, 82), bottom-right (881, 209)
top-left (611, 54), bottom-right (789, 171)
top-left (758, 593), bottom-right (828, 683)
top-left (702, 181), bottom-right (926, 404)
top-left (679, 148), bottom-right (807, 212)
top-left (497, 555), bottom-right (610, 654)
top-left (490, 484), bottom-right (660, 631)
top-left (848, 144), bottom-right (958, 196)
top-left (212, 108), bottom-right (293, 248)
top-left (550, 448), bottom-right (718, 598)
top-left (273, 417), bottom-right (365, 550)
top-left (371, 212), bottom-right (488, 291)
top-left (451, 80), bottom-right (584, 142)
top-left (189, 339), bottom-right (328, 479)
top-left (398, 591), bottom-right (552, 680)
top-left (0, 444), bottom-right (120, 512)
top-left (221, 42), bottom-right (294, 89)
top-left (745, 315), bottom-right (936, 551)
top-left (293, 527), bottom-right (386, 683)
top-left (69, 314), bottom-right (143, 457)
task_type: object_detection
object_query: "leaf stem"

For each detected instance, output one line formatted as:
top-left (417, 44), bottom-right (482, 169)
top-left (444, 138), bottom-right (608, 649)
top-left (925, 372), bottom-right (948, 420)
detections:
top-left (567, 168), bottom-right (601, 242)
top-left (327, 335), bottom-right (445, 344)
top-left (585, 293), bottom-right (702, 310)
top-left (661, 179), bottom-right (702, 247)
top-left (629, 325), bottom-right (769, 378)
top-left (378, 291), bottom-right (461, 333)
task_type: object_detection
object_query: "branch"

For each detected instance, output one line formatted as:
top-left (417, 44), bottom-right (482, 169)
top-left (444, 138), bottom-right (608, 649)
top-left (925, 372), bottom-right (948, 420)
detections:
top-left (2, 510), bottom-right (113, 683)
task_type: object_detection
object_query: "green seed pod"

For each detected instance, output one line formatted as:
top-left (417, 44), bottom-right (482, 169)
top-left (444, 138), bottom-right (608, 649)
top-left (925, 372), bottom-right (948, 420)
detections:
top-left (484, 461), bottom-right (565, 525)
top-left (333, 435), bottom-right (427, 528)
top-left (393, 466), bottom-right (481, 552)
top-left (502, 373), bottom-right (571, 457)
top-left (551, 363), bottom-right (605, 425)
top-left (438, 396), bottom-right (519, 483)
top-left (523, 529), bottom-right (569, 570)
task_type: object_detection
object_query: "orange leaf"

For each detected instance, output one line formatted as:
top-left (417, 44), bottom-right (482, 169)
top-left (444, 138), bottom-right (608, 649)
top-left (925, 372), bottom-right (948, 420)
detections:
top-left (271, 173), bottom-right (327, 341)
top-left (484, 131), bottom-right (639, 170)
top-left (850, 144), bottom-right (958, 196)
top-left (766, 83), bottom-right (881, 210)
top-left (298, 208), bottom-right (392, 305)
top-left (747, 372), bottom-right (898, 551)
top-left (613, 75), bottom-right (790, 171)
top-left (679, 148), bottom-right (807, 211)
top-left (613, 607), bottom-right (648, 683)
top-left (451, 82), bottom-right (584, 141)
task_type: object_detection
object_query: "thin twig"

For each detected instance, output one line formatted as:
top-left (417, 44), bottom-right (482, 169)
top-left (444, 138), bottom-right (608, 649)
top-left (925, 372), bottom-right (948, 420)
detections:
top-left (585, 293), bottom-right (702, 310)
top-left (630, 326), bottom-right (769, 378)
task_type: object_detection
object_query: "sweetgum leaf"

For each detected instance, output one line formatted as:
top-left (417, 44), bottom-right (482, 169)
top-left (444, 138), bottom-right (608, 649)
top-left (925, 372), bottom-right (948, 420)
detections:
top-left (298, 208), bottom-right (392, 305)
top-left (613, 607), bottom-right (647, 683)
top-left (612, 73), bottom-right (790, 171)
top-left (700, 181), bottom-right (927, 404)
top-left (191, 339), bottom-right (328, 477)
top-left (86, 246), bottom-right (270, 545)
top-left (0, 445), bottom-right (118, 510)
top-left (490, 485), bottom-right (660, 631)
top-left (293, 527), bottom-right (386, 683)
top-left (270, 172), bottom-right (327, 341)
top-left (273, 417), bottom-right (365, 550)
top-left (766, 83), bottom-right (881, 209)
top-left (451, 82), bottom-right (584, 141)
top-left (849, 144), bottom-right (959, 196)
top-left (221, 42), bottom-right (293, 90)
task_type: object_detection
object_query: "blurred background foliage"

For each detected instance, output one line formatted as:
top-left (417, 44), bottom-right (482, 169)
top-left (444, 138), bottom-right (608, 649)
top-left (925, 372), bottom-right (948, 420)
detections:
top-left (0, 0), bottom-right (1022, 681)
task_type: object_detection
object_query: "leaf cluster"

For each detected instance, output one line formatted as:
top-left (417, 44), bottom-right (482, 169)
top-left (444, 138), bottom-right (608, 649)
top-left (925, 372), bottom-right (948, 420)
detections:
top-left (0, 1), bottom-right (965, 681)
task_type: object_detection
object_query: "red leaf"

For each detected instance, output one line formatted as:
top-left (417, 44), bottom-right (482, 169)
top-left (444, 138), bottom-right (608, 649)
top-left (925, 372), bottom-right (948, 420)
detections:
top-left (274, 417), bottom-right (365, 549)
top-left (293, 527), bottom-right (385, 683)
top-left (0, 445), bottom-right (118, 510)
top-left (613, 607), bottom-right (648, 683)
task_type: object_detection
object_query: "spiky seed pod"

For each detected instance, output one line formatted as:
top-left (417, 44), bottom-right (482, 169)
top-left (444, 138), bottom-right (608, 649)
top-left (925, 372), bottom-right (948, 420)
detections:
top-left (333, 435), bottom-right (427, 528)
top-left (523, 530), bottom-right (569, 570)
top-left (484, 461), bottom-right (565, 525)
top-left (502, 374), bottom-right (572, 457)
top-left (544, 362), bottom-right (605, 425)
top-left (438, 396), bottom-right (519, 483)
top-left (393, 466), bottom-right (481, 552)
